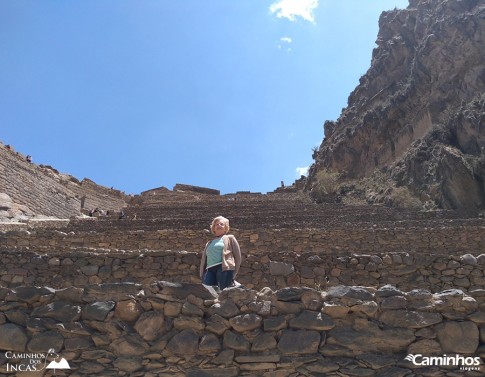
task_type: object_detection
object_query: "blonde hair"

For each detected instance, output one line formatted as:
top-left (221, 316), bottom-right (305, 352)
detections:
top-left (210, 216), bottom-right (230, 235)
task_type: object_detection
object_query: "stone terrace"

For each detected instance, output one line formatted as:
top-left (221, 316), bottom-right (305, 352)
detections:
top-left (0, 142), bottom-right (129, 220)
top-left (104, 188), bottom-right (469, 232)
top-left (2, 185), bottom-right (485, 293)
top-left (2, 181), bottom-right (485, 376)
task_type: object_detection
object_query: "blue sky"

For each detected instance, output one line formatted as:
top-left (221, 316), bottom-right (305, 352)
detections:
top-left (0, 0), bottom-right (408, 195)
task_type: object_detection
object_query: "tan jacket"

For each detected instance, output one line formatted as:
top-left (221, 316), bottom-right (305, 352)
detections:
top-left (199, 234), bottom-right (242, 279)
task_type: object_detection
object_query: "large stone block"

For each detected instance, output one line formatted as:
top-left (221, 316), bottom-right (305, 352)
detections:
top-left (14, 286), bottom-right (55, 304)
top-left (223, 330), bottom-right (250, 352)
top-left (114, 299), bottom-right (143, 322)
top-left (167, 329), bottom-right (199, 355)
top-left (27, 330), bottom-right (64, 352)
top-left (111, 334), bottom-right (149, 356)
top-left (31, 301), bottom-right (81, 322)
top-left (379, 310), bottom-right (442, 329)
top-left (0, 323), bottom-right (29, 351)
top-left (269, 261), bottom-right (294, 277)
top-left (327, 321), bottom-right (415, 353)
top-left (436, 321), bottom-right (479, 353)
top-left (209, 301), bottom-right (240, 318)
top-left (83, 282), bottom-right (143, 302)
top-left (277, 330), bottom-right (320, 355)
top-left (82, 301), bottom-right (115, 321)
top-left (158, 281), bottom-right (218, 300)
top-left (134, 311), bottom-right (166, 341)
top-left (289, 310), bottom-right (335, 331)
top-left (187, 367), bottom-right (239, 377)
top-left (229, 314), bottom-right (262, 332)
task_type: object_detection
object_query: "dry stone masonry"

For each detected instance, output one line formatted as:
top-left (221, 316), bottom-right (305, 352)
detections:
top-left (0, 282), bottom-right (484, 376)
top-left (2, 217), bottom-right (485, 293)
top-left (2, 153), bottom-right (485, 375)
top-left (2, 247), bottom-right (485, 296)
top-left (1, 1), bottom-right (485, 373)
top-left (0, 143), bottom-right (128, 221)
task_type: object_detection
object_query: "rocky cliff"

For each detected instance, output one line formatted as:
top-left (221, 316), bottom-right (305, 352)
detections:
top-left (306, 0), bottom-right (485, 213)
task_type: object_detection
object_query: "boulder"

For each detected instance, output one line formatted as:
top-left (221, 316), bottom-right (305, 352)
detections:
top-left (0, 323), bottom-right (29, 351)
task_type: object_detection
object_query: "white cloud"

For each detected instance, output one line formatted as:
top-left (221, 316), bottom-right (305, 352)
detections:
top-left (296, 166), bottom-right (309, 177)
top-left (270, 0), bottom-right (319, 24)
top-left (278, 36), bottom-right (292, 52)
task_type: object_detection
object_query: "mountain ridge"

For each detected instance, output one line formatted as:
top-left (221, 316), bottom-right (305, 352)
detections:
top-left (305, 0), bottom-right (485, 213)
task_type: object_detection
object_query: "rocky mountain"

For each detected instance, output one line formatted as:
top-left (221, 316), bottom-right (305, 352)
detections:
top-left (306, 0), bottom-right (485, 214)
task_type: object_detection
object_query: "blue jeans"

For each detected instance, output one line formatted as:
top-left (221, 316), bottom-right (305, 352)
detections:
top-left (203, 264), bottom-right (234, 290)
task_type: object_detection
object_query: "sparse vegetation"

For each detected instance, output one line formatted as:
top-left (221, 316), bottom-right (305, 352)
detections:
top-left (310, 167), bottom-right (425, 210)
top-left (310, 169), bottom-right (343, 203)
top-left (387, 186), bottom-right (423, 209)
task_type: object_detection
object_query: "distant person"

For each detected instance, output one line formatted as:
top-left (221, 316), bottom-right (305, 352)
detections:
top-left (119, 209), bottom-right (125, 219)
top-left (200, 216), bottom-right (241, 290)
top-left (26, 155), bottom-right (32, 163)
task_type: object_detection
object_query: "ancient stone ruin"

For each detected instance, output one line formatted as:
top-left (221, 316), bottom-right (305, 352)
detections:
top-left (2, 0), bottom-right (485, 375)
top-left (1, 282), bottom-right (484, 376)
top-left (2, 139), bottom-right (485, 375)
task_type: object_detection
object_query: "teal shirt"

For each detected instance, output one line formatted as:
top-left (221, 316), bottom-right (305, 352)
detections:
top-left (206, 237), bottom-right (224, 268)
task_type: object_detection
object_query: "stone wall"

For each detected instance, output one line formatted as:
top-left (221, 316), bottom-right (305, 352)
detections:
top-left (67, 178), bottom-right (128, 214)
top-left (2, 246), bottom-right (485, 294)
top-left (0, 143), bottom-right (128, 219)
top-left (173, 184), bottom-right (220, 195)
top-left (0, 282), bottom-right (483, 376)
top-left (2, 218), bottom-right (485, 255)
top-left (0, 144), bottom-right (81, 218)
top-left (1, 218), bottom-right (485, 293)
